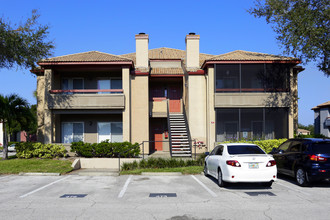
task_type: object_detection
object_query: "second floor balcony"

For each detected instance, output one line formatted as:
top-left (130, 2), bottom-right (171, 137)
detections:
top-left (48, 89), bottom-right (125, 109)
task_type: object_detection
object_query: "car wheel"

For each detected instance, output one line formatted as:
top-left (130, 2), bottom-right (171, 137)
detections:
top-left (218, 169), bottom-right (226, 187)
top-left (203, 163), bottom-right (208, 176)
top-left (262, 181), bottom-right (273, 187)
top-left (296, 168), bottom-right (308, 186)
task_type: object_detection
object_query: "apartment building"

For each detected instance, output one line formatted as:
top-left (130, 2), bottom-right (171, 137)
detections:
top-left (33, 33), bottom-right (303, 156)
top-left (312, 101), bottom-right (330, 137)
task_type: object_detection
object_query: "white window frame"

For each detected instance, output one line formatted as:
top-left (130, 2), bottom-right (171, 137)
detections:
top-left (97, 122), bottom-right (123, 143)
top-left (61, 122), bottom-right (84, 143)
top-left (97, 77), bottom-right (122, 94)
top-left (62, 78), bottom-right (84, 94)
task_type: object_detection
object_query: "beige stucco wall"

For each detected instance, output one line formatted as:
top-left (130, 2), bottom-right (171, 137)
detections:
top-left (37, 75), bottom-right (45, 143)
top-left (48, 94), bottom-right (125, 109)
top-left (122, 67), bottom-right (131, 142)
top-left (135, 34), bottom-right (149, 68)
top-left (185, 35), bottom-right (200, 68)
top-left (44, 69), bottom-right (53, 143)
top-left (206, 67), bottom-right (216, 152)
top-left (215, 92), bottom-right (292, 108)
top-left (188, 75), bottom-right (207, 144)
top-left (289, 68), bottom-right (298, 138)
top-left (131, 75), bottom-right (149, 154)
top-left (150, 61), bottom-right (181, 68)
top-left (150, 100), bottom-right (167, 117)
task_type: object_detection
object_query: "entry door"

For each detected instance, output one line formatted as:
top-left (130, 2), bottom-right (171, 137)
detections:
top-left (168, 86), bottom-right (181, 113)
top-left (152, 121), bottom-right (163, 151)
top-left (154, 130), bottom-right (163, 151)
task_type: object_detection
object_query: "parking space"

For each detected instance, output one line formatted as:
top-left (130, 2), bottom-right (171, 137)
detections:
top-left (0, 174), bottom-right (330, 219)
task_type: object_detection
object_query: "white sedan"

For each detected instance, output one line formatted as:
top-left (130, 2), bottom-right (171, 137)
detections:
top-left (204, 143), bottom-right (277, 187)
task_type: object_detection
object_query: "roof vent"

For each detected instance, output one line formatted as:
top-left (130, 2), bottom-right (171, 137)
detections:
top-left (189, 32), bottom-right (196, 35)
top-left (139, 32), bottom-right (146, 35)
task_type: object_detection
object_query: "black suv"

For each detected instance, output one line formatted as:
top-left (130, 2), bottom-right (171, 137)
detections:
top-left (270, 138), bottom-right (330, 186)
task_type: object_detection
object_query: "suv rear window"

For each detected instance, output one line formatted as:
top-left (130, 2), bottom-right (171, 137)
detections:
top-left (311, 142), bottom-right (330, 154)
top-left (227, 145), bottom-right (265, 155)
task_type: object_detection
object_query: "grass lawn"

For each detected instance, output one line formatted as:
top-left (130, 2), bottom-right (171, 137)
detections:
top-left (120, 166), bottom-right (203, 175)
top-left (0, 158), bottom-right (73, 174)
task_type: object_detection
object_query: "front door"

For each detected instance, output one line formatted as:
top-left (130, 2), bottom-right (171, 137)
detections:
top-left (168, 86), bottom-right (181, 113)
top-left (151, 121), bottom-right (163, 151)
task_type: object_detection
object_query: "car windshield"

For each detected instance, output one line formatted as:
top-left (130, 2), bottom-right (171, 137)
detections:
top-left (311, 142), bottom-right (330, 154)
top-left (227, 145), bottom-right (265, 155)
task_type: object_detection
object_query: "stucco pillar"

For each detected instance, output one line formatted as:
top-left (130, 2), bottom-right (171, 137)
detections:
top-left (288, 68), bottom-right (298, 138)
top-left (43, 69), bottom-right (53, 144)
top-left (188, 74), bottom-right (207, 147)
top-left (131, 74), bottom-right (149, 154)
top-left (122, 67), bottom-right (131, 142)
top-left (37, 75), bottom-right (45, 143)
top-left (206, 67), bottom-right (216, 151)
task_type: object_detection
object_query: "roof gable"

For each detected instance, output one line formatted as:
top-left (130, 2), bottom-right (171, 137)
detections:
top-left (208, 50), bottom-right (299, 61)
top-left (40, 51), bottom-right (132, 63)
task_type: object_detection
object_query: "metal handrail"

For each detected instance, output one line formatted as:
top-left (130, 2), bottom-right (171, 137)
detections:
top-left (182, 103), bottom-right (193, 158)
top-left (167, 99), bottom-right (173, 157)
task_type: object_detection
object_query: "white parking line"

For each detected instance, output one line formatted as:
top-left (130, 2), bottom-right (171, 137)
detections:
top-left (20, 176), bottom-right (71, 198)
top-left (118, 175), bottom-right (132, 198)
top-left (191, 175), bottom-right (217, 197)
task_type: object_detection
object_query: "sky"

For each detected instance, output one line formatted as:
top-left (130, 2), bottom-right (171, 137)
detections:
top-left (0, 0), bottom-right (329, 126)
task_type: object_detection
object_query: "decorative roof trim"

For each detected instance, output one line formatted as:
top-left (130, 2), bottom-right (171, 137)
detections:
top-left (202, 60), bottom-right (301, 69)
top-left (188, 70), bottom-right (205, 75)
top-left (38, 61), bottom-right (133, 66)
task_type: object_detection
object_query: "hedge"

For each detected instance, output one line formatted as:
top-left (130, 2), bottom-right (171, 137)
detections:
top-left (15, 142), bottom-right (67, 159)
top-left (121, 155), bottom-right (205, 171)
top-left (218, 139), bottom-right (287, 153)
top-left (70, 141), bottom-right (140, 158)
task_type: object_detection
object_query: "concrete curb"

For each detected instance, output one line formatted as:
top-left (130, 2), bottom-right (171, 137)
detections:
top-left (141, 172), bottom-right (182, 176)
top-left (19, 172), bottom-right (61, 176)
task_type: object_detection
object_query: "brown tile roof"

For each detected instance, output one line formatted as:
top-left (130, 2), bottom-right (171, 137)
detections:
top-left (40, 51), bottom-right (132, 63)
top-left (311, 101), bottom-right (330, 110)
top-left (121, 47), bottom-right (214, 66)
top-left (150, 68), bottom-right (184, 75)
top-left (207, 50), bottom-right (299, 61)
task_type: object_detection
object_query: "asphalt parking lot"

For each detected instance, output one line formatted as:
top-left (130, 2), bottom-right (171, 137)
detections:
top-left (1, 174), bottom-right (330, 220)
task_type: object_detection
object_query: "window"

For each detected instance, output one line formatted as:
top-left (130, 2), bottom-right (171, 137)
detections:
top-left (215, 64), bottom-right (290, 92)
top-left (215, 146), bottom-right (224, 155)
top-left (97, 78), bottom-right (122, 94)
top-left (62, 78), bottom-right (84, 94)
top-left (62, 122), bottom-right (84, 143)
top-left (216, 64), bottom-right (239, 91)
top-left (97, 122), bottom-right (123, 143)
top-left (216, 108), bottom-right (288, 141)
top-left (289, 141), bottom-right (301, 152)
top-left (227, 145), bottom-right (265, 155)
top-left (278, 142), bottom-right (291, 152)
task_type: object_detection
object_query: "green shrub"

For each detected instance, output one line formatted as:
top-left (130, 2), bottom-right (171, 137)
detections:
top-left (218, 139), bottom-right (287, 153)
top-left (121, 157), bottom-right (204, 171)
top-left (70, 141), bottom-right (140, 158)
top-left (15, 142), bottom-right (67, 159)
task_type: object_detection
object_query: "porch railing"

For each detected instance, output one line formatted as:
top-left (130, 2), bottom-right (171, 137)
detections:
top-left (49, 89), bottom-right (124, 94)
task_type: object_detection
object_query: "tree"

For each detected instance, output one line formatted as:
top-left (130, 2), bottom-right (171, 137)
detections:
top-left (249, 0), bottom-right (330, 76)
top-left (0, 9), bottom-right (54, 69)
top-left (0, 94), bottom-right (30, 159)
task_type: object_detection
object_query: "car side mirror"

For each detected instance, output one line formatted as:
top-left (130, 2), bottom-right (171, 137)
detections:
top-left (204, 152), bottom-right (210, 156)
top-left (270, 147), bottom-right (277, 154)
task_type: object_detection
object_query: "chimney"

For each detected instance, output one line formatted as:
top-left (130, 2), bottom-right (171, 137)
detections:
top-left (135, 33), bottom-right (149, 69)
top-left (185, 33), bottom-right (200, 69)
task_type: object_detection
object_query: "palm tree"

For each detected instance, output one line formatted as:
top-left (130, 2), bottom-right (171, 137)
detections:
top-left (0, 94), bottom-right (29, 159)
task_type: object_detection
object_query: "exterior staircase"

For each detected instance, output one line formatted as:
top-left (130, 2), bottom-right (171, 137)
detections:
top-left (168, 113), bottom-right (192, 157)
